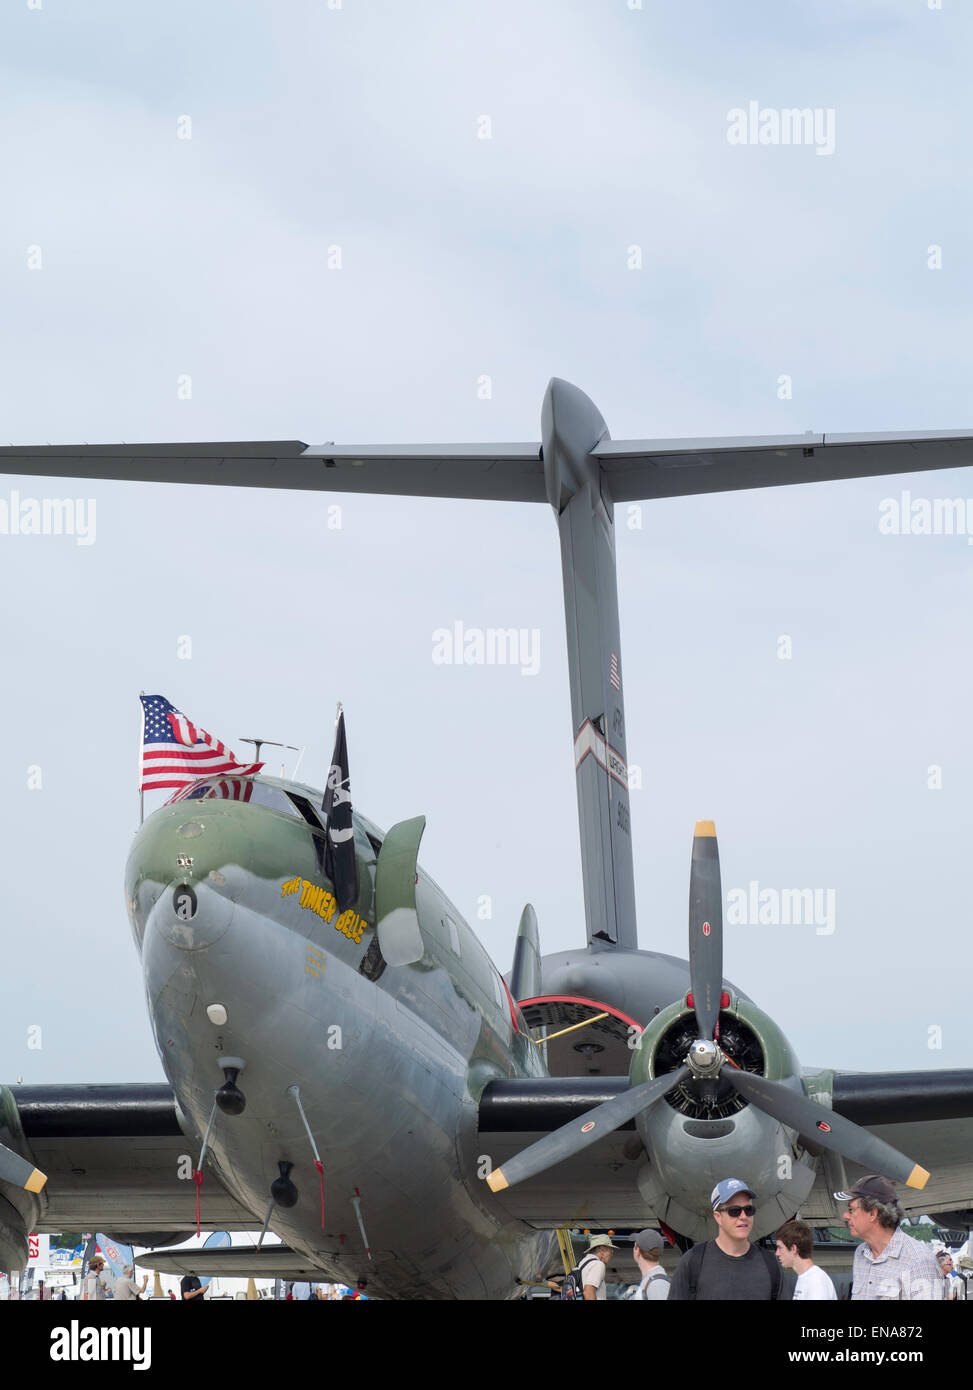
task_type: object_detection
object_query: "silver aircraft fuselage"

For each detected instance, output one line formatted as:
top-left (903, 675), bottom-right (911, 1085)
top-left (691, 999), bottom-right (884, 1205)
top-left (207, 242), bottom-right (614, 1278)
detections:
top-left (126, 776), bottom-right (557, 1300)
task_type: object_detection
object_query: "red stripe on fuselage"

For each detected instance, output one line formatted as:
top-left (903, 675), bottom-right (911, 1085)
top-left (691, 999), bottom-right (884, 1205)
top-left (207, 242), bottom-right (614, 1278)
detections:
top-left (517, 994), bottom-right (643, 1032)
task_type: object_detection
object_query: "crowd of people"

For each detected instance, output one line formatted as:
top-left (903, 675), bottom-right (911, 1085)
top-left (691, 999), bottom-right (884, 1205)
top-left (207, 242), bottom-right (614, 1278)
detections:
top-left (77, 1265), bottom-right (357, 1301)
top-left (32, 1174), bottom-right (971, 1302)
top-left (560, 1174), bottom-right (967, 1300)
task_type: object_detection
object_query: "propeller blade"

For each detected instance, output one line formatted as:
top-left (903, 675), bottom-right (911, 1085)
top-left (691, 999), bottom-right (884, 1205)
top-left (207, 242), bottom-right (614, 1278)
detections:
top-left (727, 1070), bottom-right (929, 1190)
top-left (688, 820), bottom-right (723, 1040)
top-left (0, 1140), bottom-right (46, 1193)
top-left (486, 1066), bottom-right (689, 1193)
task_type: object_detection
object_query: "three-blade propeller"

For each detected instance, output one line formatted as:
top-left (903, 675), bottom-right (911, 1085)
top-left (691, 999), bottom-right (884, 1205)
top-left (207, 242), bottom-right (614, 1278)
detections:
top-left (486, 822), bottom-right (929, 1197)
top-left (723, 1070), bottom-right (927, 1189)
top-left (688, 820), bottom-right (723, 1040)
top-left (0, 1127), bottom-right (46, 1194)
top-left (486, 1068), bottom-right (690, 1192)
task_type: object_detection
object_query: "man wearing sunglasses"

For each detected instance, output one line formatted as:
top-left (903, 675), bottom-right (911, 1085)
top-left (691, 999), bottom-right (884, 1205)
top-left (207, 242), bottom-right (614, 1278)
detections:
top-left (668, 1179), bottom-right (784, 1300)
top-left (836, 1175), bottom-right (942, 1300)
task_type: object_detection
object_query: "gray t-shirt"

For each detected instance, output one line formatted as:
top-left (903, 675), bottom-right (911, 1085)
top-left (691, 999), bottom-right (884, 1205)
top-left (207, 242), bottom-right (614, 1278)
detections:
top-left (636, 1268), bottom-right (670, 1300)
top-left (668, 1241), bottom-right (783, 1301)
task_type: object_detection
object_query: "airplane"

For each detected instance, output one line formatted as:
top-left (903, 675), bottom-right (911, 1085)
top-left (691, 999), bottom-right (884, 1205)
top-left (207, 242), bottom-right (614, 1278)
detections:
top-left (1, 377), bottom-right (973, 1299)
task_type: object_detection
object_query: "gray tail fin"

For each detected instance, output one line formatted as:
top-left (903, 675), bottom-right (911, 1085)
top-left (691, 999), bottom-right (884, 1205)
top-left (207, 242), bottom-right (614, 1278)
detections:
top-left (543, 379), bottom-right (637, 951)
top-left (509, 904), bottom-right (542, 1001)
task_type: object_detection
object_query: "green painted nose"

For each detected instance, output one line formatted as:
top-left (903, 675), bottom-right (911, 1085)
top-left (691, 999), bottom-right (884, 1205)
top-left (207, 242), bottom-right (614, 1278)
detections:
top-left (126, 806), bottom-right (253, 950)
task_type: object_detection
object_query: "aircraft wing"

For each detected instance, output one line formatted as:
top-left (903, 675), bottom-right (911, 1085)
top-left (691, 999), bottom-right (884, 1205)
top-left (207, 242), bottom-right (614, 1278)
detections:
top-left (799, 1068), bottom-right (973, 1224)
top-left (800, 1115), bottom-right (973, 1224)
top-left (478, 1070), bottom-right (973, 1228)
top-left (482, 1128), bottom-right (650, 1229)
top-left (2, 420), bottom-right (973, 505)
top-left (1, 1084), bottom-right (256, 1237)
top-left (479, 1077), bottom-right (650, 1227)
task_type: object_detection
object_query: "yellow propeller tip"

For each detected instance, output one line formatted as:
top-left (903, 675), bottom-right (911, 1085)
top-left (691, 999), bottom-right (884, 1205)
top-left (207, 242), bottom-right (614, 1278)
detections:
top-left (694, 820), bottom-right (716, 837)
top-left (486, 1169), bottom-right (509, 1193)
top-left (906, 1164), bottom-right (930, 1191)
top-left (24, 1168), bottom-right (47, 1194)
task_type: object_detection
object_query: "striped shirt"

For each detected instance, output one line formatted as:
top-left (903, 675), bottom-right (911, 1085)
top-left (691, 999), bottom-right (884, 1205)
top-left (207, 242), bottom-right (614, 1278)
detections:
top-left (851, 1228), bottom-right (943, 1300)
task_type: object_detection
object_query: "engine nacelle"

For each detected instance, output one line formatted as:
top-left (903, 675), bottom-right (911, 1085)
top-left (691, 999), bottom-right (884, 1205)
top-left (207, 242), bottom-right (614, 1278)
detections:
top-left (629, 994), bottom-right (816, 1242)
top-left (0, 1193), bottom-right (29, 1276)
top-left (102, 1231), bottom-right (195, 1250)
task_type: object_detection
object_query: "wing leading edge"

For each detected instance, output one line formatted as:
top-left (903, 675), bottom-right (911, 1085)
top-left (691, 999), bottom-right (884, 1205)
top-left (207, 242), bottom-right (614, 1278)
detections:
top-left (478, 1070), bottom-right (973, 1227)
top-left (2, 1084), bottom-right (256, 1235)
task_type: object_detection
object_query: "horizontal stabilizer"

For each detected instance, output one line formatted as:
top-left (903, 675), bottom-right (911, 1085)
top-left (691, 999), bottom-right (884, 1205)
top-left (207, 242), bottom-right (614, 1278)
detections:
top-left (3, 397), bottom-right (972, 507)
top-left (138, 1244), bottom-right (329, 1278)
top-left (594, 430), bottom-right (973, 501)
top-left (0, 440), bottom-right (546, 503)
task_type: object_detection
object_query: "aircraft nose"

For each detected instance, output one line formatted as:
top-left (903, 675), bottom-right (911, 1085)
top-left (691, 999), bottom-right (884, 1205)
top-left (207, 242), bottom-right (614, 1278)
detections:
top-left (150, 874), bottom-right (236, 951)
top-left (126, 806), bottom-right (252, 952)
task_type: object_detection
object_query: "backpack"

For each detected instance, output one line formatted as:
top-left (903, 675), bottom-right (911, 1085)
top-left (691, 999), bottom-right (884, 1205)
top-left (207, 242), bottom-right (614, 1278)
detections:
top-left (682, 1240), bottom-right (782, 1299)
top-left (637, 1268), bottom-right (671, 1299)
top-left (560, 1253), bottom-right (603, 1300)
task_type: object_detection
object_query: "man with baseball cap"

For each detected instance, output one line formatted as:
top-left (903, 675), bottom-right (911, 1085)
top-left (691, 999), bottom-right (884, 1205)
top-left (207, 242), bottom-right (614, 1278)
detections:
top-left (835, 1174), bottom-right (942, 1300)
top-left (579, 1233), bottom-right (618, 1301)
top-left (669, 1179), bottom-right (785, 1300)
top-left (630, 1229), bottom-right (670, 1300)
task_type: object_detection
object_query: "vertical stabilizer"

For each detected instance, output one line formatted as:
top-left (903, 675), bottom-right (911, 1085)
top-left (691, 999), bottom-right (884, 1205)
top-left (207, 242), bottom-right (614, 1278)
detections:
top-left (542, 379), bottom-right (637, 951)
top-left (509, 904), bottom-right (542, 1001)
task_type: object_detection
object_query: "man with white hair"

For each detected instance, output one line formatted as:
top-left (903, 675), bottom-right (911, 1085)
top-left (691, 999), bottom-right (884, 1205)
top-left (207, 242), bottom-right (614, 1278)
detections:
top-left (112, 1264), bottom-right (149, 1301)
top-left (937, 1251), bottom-right (966, 1300)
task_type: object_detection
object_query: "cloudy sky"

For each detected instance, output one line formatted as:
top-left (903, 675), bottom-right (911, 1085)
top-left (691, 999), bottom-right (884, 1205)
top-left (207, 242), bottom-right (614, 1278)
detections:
top-left (1, 0), bottom-right (971, 1089)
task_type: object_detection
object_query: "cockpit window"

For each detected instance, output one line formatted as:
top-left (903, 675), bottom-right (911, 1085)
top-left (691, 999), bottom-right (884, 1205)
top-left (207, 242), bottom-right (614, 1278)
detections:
top-left (285, 791), bottom-right (327, 832)
top-left (169, 779), bottom-right (304, 817)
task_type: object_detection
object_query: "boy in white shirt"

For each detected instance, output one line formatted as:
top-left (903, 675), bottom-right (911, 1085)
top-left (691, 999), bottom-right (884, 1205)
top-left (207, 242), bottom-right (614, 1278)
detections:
top-left (775, 1219), bottom-right (837, 1300)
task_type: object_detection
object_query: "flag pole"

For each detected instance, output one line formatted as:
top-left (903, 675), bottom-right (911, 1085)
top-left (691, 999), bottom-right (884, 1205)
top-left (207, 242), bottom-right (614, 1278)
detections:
top-left (330, 701), bottom-right (341, 793)
top-left (138, 691), bottom-right (145, 827)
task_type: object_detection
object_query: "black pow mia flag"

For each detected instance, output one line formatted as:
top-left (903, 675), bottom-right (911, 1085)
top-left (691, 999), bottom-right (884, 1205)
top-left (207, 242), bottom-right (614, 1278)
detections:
top-left (322, 708), bottom-right (359, 912)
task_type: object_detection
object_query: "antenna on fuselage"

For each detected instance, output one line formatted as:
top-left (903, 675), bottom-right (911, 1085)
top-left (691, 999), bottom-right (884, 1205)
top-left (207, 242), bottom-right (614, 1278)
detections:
top-left (240, 738), bottom-right (298, 764)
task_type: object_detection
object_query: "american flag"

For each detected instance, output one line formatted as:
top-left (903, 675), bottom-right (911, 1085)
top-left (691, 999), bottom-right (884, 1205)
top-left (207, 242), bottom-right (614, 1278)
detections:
top-left (139, 695), bottom-right (263, 792)
top-left (609, 651), bottom-right (621, 692)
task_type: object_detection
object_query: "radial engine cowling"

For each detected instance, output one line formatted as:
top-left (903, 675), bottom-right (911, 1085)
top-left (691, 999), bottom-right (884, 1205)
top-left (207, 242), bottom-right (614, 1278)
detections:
top-left (0, 1194), bottom-right (28, 1276)
top-left (628, 993), bottom-right (816, 1243)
